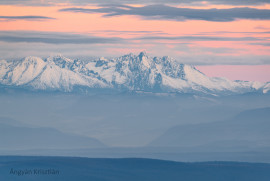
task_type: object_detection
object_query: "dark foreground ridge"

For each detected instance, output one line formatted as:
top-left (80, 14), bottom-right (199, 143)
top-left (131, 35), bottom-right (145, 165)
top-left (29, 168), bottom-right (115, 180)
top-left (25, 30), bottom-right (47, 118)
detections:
top-left (0, 156), bottom-right (270, 181)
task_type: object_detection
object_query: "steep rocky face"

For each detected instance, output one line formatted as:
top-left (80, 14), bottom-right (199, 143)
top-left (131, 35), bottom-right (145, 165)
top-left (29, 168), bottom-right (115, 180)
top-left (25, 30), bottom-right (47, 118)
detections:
top-left (0, 52), bottom-right (268, 95)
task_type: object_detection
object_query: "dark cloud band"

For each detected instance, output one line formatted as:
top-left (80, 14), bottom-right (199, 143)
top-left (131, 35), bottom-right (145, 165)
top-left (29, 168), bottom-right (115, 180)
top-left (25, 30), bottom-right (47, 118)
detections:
top-left (0, 31), bottom-right (268, 45)
top-left (0, 16), bottom-right (55, 21)
top-left (0, 31), bottom-right (123, 44)
top-left (59, 5), bottom-right (270, 22)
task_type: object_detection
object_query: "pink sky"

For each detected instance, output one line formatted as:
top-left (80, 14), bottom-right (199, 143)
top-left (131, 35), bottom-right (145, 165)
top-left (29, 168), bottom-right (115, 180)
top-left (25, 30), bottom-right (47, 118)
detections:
top-left (197, 65), bottom-right (270, 82)
top-left (0, 2), bottom-right (270, 82)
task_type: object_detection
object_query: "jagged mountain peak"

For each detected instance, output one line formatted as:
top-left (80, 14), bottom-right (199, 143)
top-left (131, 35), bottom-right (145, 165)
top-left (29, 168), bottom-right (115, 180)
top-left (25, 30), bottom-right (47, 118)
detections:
top-left (19, 56), bottom-right (45, 65)
top-left (119, 51), bottom-right (149, 61)
top-left (139, 51), bottom-right (147, 57)
top-left (0, 53), bottom-right (268, 95)
top-left (47, 54), bottom-right (74, 63)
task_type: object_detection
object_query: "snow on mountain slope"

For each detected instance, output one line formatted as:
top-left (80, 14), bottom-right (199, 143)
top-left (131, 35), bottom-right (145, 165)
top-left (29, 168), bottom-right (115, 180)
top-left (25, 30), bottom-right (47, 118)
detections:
top-left (0, 55), bottom-right (108, 91)
top-left (263, 82), bottom-right (270, 94)
top-left (0, 52), bottom-right (267, 95)
top-left (8, 56), bottom-right (46, 85)
top-left (0, 60), bottom-right (11, 78)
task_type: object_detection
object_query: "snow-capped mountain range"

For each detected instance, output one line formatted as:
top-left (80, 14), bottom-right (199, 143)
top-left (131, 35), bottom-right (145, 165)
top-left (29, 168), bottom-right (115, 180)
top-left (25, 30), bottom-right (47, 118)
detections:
top-left (0, 52), bottom-right (269, 95)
